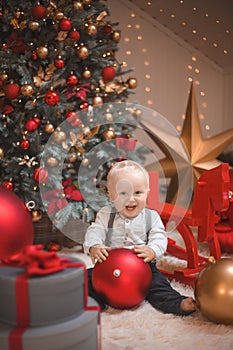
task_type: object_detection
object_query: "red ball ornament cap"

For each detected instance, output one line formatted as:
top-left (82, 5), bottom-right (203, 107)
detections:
top-left (92, 248), bottom-right (152, 309)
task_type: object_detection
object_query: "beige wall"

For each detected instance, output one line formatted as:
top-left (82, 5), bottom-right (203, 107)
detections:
top-left (107, 0), bottom-right (232, 146)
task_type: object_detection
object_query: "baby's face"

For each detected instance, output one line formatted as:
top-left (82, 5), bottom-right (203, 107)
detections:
top-left (108, 170), bottom-right (149, 218)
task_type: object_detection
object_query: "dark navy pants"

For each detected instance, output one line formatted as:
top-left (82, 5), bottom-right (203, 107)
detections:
top-left (88, 262), bottom-right (192, 316)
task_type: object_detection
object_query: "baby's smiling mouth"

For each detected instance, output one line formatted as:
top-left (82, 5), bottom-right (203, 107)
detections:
top-left (125, 205), bottom-right (136, 211)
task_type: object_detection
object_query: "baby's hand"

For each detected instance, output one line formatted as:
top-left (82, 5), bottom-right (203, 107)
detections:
top-left (89, 245), bottom-right (111, 264)
top-left (133, 245), bottom-right (156, 263)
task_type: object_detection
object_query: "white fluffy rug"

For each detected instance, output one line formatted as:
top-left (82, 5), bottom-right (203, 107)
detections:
top-left (62, 236), bottom-right (233, 350)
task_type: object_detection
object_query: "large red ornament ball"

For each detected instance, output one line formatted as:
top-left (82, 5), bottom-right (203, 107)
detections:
top-left (92, 248), bottom-right (152, 309)
top-left (101, 66), bottom-right (116, 81)
top-left (44, 90), bottom-right (60, 105)
top-left (0, 187), bottom-right (34, 259)
top-left (194, 257), bottom-right (233, 325)
top-left (31, 4), bottom-right (47, 20)
top-left (4, 83), bottom-right (20, 100)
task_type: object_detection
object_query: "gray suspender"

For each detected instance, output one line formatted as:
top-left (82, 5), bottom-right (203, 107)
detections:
top-left (106, 208), bottom-right (152, 245)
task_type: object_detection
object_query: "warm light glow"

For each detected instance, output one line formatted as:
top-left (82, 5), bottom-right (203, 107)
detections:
top-left (145, 87), bottom-right (151, 92)
top-left (126, 50), bottom-right (131, 55)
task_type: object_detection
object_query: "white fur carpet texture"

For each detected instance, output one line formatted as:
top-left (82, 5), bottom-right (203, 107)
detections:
top-left (61, 234), bottom-right (233, 350)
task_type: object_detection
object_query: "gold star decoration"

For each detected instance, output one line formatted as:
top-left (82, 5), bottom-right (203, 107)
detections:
top-left (141, 83), bottom-right (233, 204)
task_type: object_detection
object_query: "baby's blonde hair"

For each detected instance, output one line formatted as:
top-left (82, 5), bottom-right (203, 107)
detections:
top-left (107, 160), bottom-right (150, 190)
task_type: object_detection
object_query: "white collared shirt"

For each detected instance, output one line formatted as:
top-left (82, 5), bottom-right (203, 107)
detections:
top-left (83, 206), bottom-right (167, 260)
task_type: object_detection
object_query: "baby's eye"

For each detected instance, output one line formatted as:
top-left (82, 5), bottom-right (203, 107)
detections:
top-left (119, 191), bottom-right (127, 196)
top-left (135, 191), bottom-right (142, 195)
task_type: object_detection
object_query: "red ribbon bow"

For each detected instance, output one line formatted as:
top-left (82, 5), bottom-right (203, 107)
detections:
top-left (42, 178), bottom-right (84, 214)
top-left (2, 245), bottom-right (69, 276)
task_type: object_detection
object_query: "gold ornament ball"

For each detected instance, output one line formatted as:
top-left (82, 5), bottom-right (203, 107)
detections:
top-left (195, 257), bottom-right (233, 325)
top-left (77, 45), bottom-right (89, 59)
top-left (82, 0), bottom-right (92, 4)
top-left (73, 1), bottom-right (83, 10)
top-left (105, 112), bottom-right (114, 122)
top-left (0, 148), bottom-right (4, 159)
top-left (28, 21), bottom-right (40, 31)
top-left (45, 123), bottom-right (54, 134)
top-left (36, 46), bottom-right (49, 59)
top-left (53, 130), bottom-right (66, 143)
top-left (0, 72), bottom-right (8, 81)
top-left (81, 158), bottom-right (89, 167)
top-left (86, 23), bottom-right (97, 35)
top-left (55, 11), bottom-right (64, 20)
top-left (92, 96), bottom-right (103, 106)
top-left (82, 68), bottom-right (91, 79)
top-left (103, 128), bottom-right (115, 140)
top-left (47, 157), bottom-right (59, 167)
top-left (127, 77), bottom-right (138, 89)
top-left (112, 31), bottom-right (121, 42)
top-left (31, 209), bottom-right (43, 222)
top-left (21, 84), bottom-right (34, 97)
top-left (67, 152), bottom-right (77, 163)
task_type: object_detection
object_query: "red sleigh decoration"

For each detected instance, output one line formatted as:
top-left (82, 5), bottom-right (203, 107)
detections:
top-left (147, 163), bottom-right (231, 286)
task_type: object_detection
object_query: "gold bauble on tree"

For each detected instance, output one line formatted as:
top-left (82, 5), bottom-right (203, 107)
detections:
top-left (53, 130), bottom-right (66, 143)
top-left (77, 45), bottom-right (89, 59)
top-left (86, 23), bottom-right (97, 35)
top-left (36, 45), bottom-right (49, 59)
top-left (82, 0), bottom-right (92, 5)
top-left (31, 209), bottom-right (43, 222)
top-left (105, 112), bottom-right (114, 122)
top-left (103, 127), bottom-right (115, 140)
top-left (0, 148), bottom-right (4, 159)
top-left (73, 1), bottom-right (83, 10)
top-left (81, 158), bottom-right (89, 167)
top-left (0, 71), bottom-right (8, 81)
top-left (82, 68), bottom-right (91, 79)
top-left (47, 157), bottom-right (59, 167)
top-left (127, 77), bottom-right (137, 89)
top-left (44, 123), bottom-right (54, 134)
top-left (112, 31), bottom-right (121, 42)
top-left (55, 11), bottom-right (64, 20)
top-left (92, 95), bottom-right (103, 106)
top-left (28, 21), bottom-right (40, 31)
top-left (20, 83), bottom-right (34, 98)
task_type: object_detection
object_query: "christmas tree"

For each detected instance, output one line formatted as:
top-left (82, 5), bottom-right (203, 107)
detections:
top-left (0, 0), bottom-right (145, 244)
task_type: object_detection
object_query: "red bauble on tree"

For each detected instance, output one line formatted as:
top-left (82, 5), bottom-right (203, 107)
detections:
top-left (1, 181), bottom-right (13, 191)
top-left (55, 57), bottom-right (65, 69)
top-left (79, 101), bottom-right (89, 110)
top-left (19, 139), bottom-right (30, 150)
top-left (0, 187), bottom-right (34, 259)
top-left (33, 167), bottom-right (49, 183)
top-left (44, 90), bottom-right (60, 105)
top-left (69, 29), bottom-right (80, 40)
top-left (31, 4), bottom-right (47, 20)
top-left (92, 248), bottom-right (152, 309)
top-left (25, 117), bottom-right (40, 132)
top-left (59, 18), bottom-right (72, 31)
top-left (67, 73), bottom-right (79, 85)
top-left (4, 83), bottom-right (20, 100)
top-left (101, 66), bottom-right (116, 81)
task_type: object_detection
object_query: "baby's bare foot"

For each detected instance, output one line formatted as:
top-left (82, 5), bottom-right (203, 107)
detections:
top-left (180, 297), bottom-right (197, 312)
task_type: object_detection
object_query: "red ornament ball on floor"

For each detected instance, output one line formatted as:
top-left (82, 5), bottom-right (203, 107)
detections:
top-left (0, 187), bottom-right (34, 259)
top-left (92, 248), bottom-right (152, 309)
